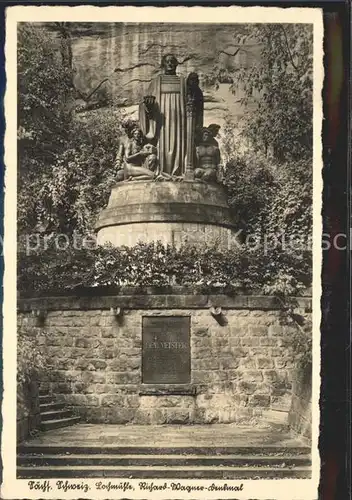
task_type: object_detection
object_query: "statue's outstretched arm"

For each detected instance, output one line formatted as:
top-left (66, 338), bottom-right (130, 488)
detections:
top-left (115, 143), bottom-right (125, 168)
top-left (139, 102), bottom-right (157, 141)
top-left (139, 79), bottom-right (159, 141)
top-left (126, 150), bottom-right (147, 163)
top-left (215, 147), bottom-right (221, 167)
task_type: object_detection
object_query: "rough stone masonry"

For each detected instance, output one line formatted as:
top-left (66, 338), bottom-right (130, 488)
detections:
top-left (18, 292), bottom-right (311, 425)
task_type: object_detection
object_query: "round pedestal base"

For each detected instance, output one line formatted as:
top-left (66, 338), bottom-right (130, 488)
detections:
top-left (95, 180), bottom-right (237, 249)
top-left (97, 221), bottom-right (235, 248)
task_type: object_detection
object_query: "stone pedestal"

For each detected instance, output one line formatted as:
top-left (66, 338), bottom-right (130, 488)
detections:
top-left (95, 180), bottom-right (236, 248)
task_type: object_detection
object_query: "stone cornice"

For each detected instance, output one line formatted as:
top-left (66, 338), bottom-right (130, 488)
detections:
top-left (18, 290), bottom-right (312, 312)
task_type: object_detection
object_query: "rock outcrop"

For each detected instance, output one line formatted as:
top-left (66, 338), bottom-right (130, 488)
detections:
top-left (44, 22), bottom-right (260, 126)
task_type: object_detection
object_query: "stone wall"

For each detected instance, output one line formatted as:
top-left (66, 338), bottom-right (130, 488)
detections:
top-left (17, 379), bottom-right (41, 443)
top-left (18, 292), bottom-right (311, 425)
top-left (288, 362), bottom-right (312, 442)
top-left (17, 327), bottom-right (42, 442)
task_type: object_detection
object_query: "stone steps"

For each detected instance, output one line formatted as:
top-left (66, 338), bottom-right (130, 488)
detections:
top-left (40, 416), bottom-right (81, 432)
top-left (17, 445), bottom-right (311, 479)
top-left (18, 453), bottom-right (310, 467)
top-left (16, 464), bottom-right (312, 479)
top-left (39, 395), bottom-right (52, 404)
top-left (39, 391), bottom-right (80, 431)
top-left (40, 402), bottom-right (66, 412)
top-left (18, 444), bottom-right (311, 456)
top-left (41, 409), bottom-right (73, 422)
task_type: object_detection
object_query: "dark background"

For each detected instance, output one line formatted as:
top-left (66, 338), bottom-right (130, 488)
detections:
top-left (0, 1), bottom-right (350, 499)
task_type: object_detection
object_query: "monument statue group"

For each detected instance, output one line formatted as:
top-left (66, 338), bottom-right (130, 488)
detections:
top-left (115, 53), bottom-right (222, 183)
top-left (95, 52), bottom-right (234, 249)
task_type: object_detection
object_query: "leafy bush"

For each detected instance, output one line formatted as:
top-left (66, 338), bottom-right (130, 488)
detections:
top-left (18, 25), bottom-right (126, 236)
top-left (18, 240), bottom-right (311, 297)
top-left (280, 307), bottom-right (312, 368)
top-left (17, 23), bottom-right (74, 234)
top-left (17, 329), bottom-right (46, 385)
top-left (18, 23), bottom-right (73, 155)
top-left (222, 146), bottom-right (312, 298)
top-left (35, 111), bottom-right (124, 235)
top-left (223, 24), bottom-right (313, 163)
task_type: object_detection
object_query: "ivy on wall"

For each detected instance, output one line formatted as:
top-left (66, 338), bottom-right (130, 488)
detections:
top-left (18, 240), bottom-right (311, 298)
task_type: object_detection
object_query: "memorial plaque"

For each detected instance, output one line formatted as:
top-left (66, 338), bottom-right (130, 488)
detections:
top-left (142, 316), bottom-right (191, 384)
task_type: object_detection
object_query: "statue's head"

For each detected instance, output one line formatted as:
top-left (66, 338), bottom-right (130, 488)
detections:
top-left (201, 127), bottom-right (212, 144)
top-left (187, 72), bottom-right (199, 88)
top-left (208, 123), bottom-right (221, 138)
top-left (131, 127), bottom-right (143, 142)
top-left (122, 118), bottom-right (139, 138)
top-left (143, 143), bottom-right (157, 155)
top-left (161, 54), bottom-right (179, 75)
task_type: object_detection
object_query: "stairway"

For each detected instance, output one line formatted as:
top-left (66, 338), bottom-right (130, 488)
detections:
top-left (17, 444), bottom-right (311, 479)
top-left (39, 391), bottom-right (80, 432)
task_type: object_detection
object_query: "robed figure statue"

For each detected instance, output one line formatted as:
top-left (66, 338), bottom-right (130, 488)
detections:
top-left (139, 54), bottom-right (189, 177)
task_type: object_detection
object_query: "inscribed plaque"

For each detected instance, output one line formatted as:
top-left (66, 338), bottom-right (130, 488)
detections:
top-left (142, 316), bottom-right (190, 384)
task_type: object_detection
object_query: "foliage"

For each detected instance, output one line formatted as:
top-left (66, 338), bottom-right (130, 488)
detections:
top-left (216, 25), bottom-right (313, 303)
top-left (280, 302), bottom-right (312, 368)
top-left (288, 320), bottom-right (312, 369)
top-left (238, 24), bottom-right (313, 162)
top-left (36, 111), bottom-right (124, 234)
top-left (17, 24), bottom-right (74, 233)
top-left (222, 146), bottom-right (312, 298)
top-left (18, 240), bottom-right (312, 297)
top-left (209, 24), bottom-right (313, 162)
top-left (17, 24), bottom-right (126, 235)
top-left (18, 24), bottom-right (74, 155)
top-left (17, 329), bottom-right (47, 385)
top-left (223, 151), bottom-right (276, 230)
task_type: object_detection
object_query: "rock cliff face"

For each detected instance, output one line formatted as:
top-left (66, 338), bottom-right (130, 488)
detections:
top-left (45, 22), bottom-right (260, 126)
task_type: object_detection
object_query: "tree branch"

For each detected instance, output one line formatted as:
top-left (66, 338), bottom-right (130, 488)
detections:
top-left (280, 26), bottom-right (299, 73)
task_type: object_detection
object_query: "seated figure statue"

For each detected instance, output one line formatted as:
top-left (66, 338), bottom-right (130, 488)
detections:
top-left (195, 127), bottom-right (221, 183)
top-left (208, 123), bottom-right (221, 147)
top-left (115, 127), bottom-right (183, 182)
top-left (115, 128), bottom-right (158, 182)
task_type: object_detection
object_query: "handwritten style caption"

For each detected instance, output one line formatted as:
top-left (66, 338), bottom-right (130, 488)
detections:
top-left (28, 480), bottom-right (244, 494)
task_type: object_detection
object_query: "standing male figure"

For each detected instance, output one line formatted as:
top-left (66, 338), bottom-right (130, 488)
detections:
top-left (139, 54), bottom-right (187, 177)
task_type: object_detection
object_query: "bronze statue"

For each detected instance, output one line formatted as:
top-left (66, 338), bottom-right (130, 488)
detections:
top-left (137, 55), bottom-right (208, 181)
top-left (139, 54), bottom-right (187, 178)
top-left (115, 128), bottom-right (158, 182)
top-left (115, 127), bottom-right (184, 182)
top-left (195, 127), bottom-right (221, 183)
top-left (186, 72), bottom-right (204, 144)
top-left (208, 123), bottom-right (221, 147)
